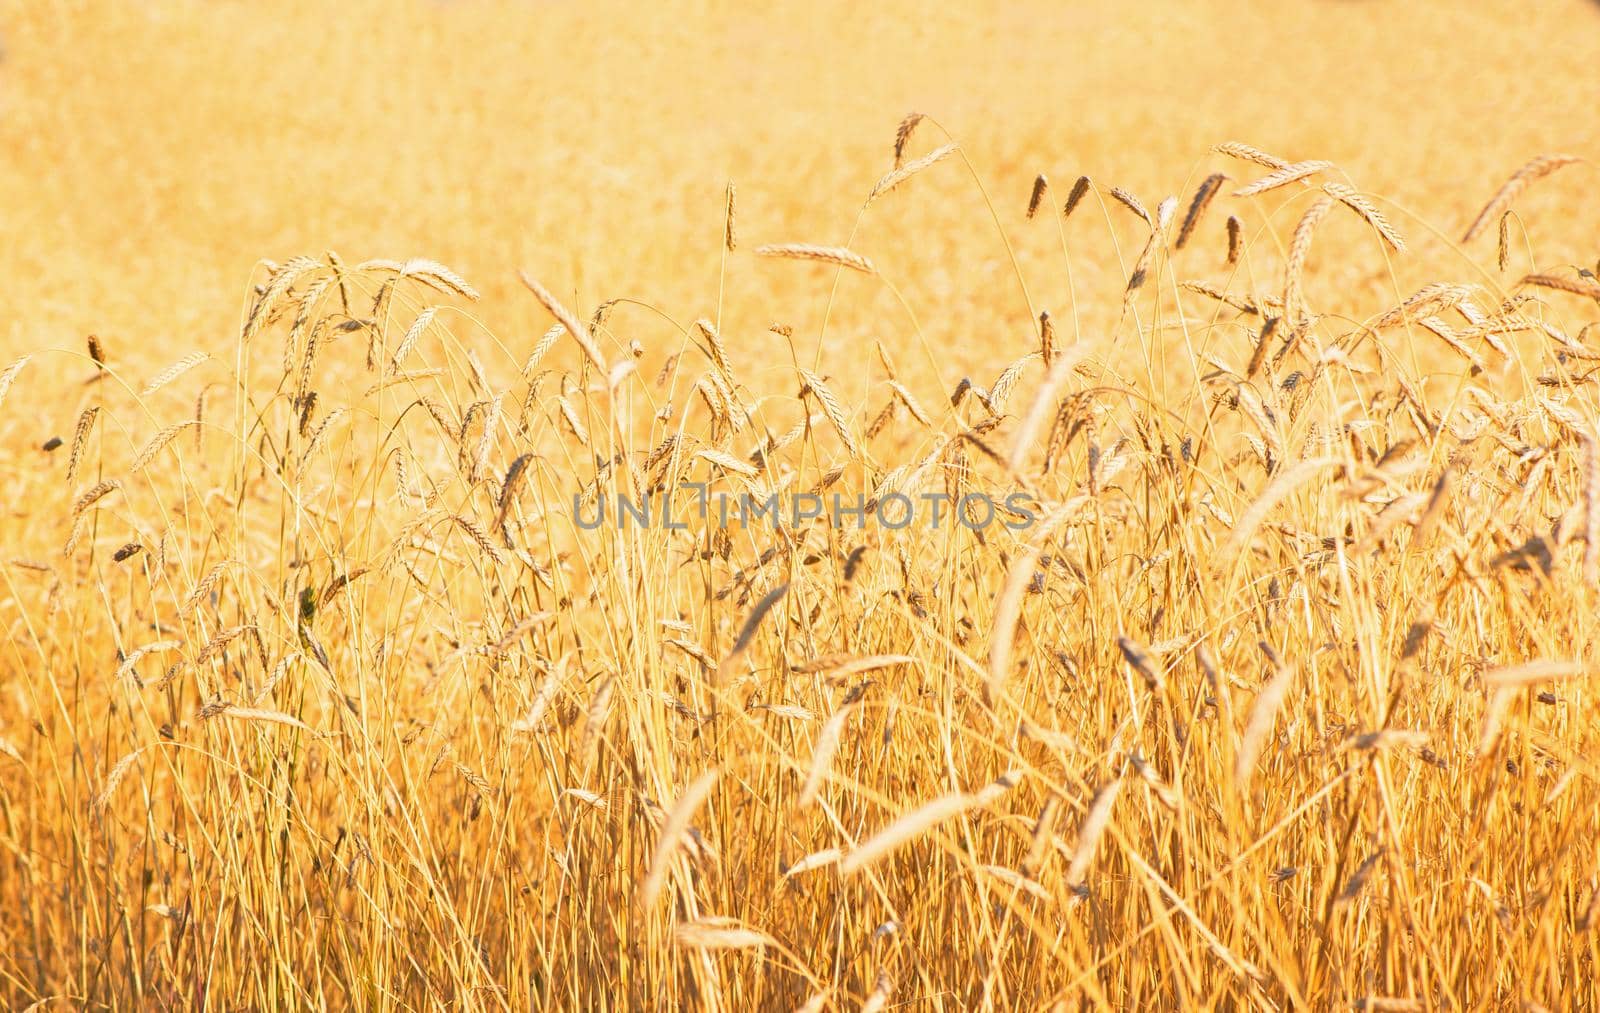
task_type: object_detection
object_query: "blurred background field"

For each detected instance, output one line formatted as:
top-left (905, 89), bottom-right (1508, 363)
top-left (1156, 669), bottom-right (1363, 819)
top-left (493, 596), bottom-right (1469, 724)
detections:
top-left (4, 0), bottom-right (1599, 371)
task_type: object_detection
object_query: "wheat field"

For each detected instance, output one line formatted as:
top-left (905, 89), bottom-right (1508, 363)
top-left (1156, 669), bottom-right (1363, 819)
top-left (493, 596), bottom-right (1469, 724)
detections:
top-left (4, 2), bottom-right (1600, 1009)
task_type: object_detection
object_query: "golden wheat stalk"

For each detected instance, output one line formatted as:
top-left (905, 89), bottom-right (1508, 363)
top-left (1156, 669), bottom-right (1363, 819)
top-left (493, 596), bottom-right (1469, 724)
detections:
top-left (1462, 153), bottom-right (1584, 241)
top-left (517, 271), bottom-right (609, 371)
top-left (1175, 173), bottom-right (1227, 248)
top-left (756, 243), bottom-right (876, 275)
top-left (1214, 141), bottom-right (1291, 171)
top-left (638, 768), bottom-right (719, 908)
top-left (865, 143), bottom-right (959, 206)
top-left (840, 791), bottom-right (979, 874)
top-left (1234, 160), bottom-right (1334, 197)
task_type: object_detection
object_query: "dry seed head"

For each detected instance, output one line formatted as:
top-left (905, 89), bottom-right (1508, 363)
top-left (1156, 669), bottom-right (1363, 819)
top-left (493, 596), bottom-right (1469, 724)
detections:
top-left (1521, 272), bottom-right (1600, 301)
top-left (1065, 778), bottom-right (1123, 891)
top-left (1176, 173), bottom-right (1227, 248)
top-left (798, 705), bottom-right (853, 807)
top-left (866, 143), bottom-right (958, 206)
top-left (1322, 182), bottom-right (1406, 251)
top-left (892, 111), bottom-right (924, 166)
top-left (66, 406), bottom-right (100, 486)
top-left (517, 271), bottom-right (608, 371)
top-left (673, 917), bottom-right (772, 950)
top-left (1117, 636), bottom-right (1163, 692)
top-left (755, 243), bottom-right (876, 275)
top-left (1109, 187), bottom-right (1152, 227)
top-left (638, 768), bottom-right (719, 909)
top-left (1026, 174), bottom-right (1049, 219)
top-left (1225, 215), bottom-right (1243, 267)
top-left (1214, 141), bottom-right (1291, 171)
top-left (1234, 650), bottom-right (1296, 783)
top-left (71, 479), bottom-right (122, 519)
top-left (1462, 153), bottom-right (1583, 241)
top-left (131, 421), bottom-right (198, 472)
top-left (797, 368), bottom-right (862, 458)
top-left (1234, 160), bottom-right (1334, 197)
top-left (839, 790), bottom-right (979, 874)
top-left (141, 352), bottom-right (207, 396)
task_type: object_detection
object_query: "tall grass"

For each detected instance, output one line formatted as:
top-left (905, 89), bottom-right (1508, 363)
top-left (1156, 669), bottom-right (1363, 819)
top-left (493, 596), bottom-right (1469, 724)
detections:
top-left (2, 121), bottom-right (1599, 1011)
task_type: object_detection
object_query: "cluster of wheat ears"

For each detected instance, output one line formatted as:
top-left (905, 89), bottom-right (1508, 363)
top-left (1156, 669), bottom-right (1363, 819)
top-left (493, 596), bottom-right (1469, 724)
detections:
top-left (1, 116), bottom-right (1598, 1010)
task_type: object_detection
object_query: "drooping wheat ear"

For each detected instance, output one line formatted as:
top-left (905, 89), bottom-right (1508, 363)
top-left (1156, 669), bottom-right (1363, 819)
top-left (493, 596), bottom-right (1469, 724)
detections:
top-left (1244, 317), bottom-right (1280, 380)
top-left (131, 421), bottom-right (199, 472)
top-left (196, 624), bottom-right (254, 664)
top-left (695, 318), bottom-right (734, 382)
top-left (577, 676), bottom-right (614, 774)
top-left (892, 112), bottom-right (925, 167)
top-left (1175, 173), bottom-right (1227, 249)
top-left (673, 917), bottom-right (773, 951)
top-left (494, 453), bottom-right (533, 543)
top-left (1585, 436), bottom-right (1600, 585)
top-left (797, 368), bottom-right (862, 458)
top-left (66, 406), bottom-right (99, 486)
top-left (798, 704), bottom-right (853, 807)
top-left (1020, 796), bottom-right (1060, 879)
top-left (724, 181), bottom-right (737, 252)
top-left (1497, 213), bottom-right (1512, 271)
top-left (1026, 174), bottom-right (1049, 219)
top-left (1155, 195), bottom-right (1177, 230)
top-left (1109, 187), bottom-right (1152, 227)
top-left (517, 272), bottom-right (608, 371)
top-left (839, 790), bottom-right (980, 875)
top-left (1065, 777), bottom-right (1123, 893)
top-left (71, 478), bottom-right (121, 520)
top-left (1220, 457), bottom-right (1336, 561)
top-left (114, 640), bottom-right (181, 684)
top-left (1234, 645), bottom-right (1296, 783)
top-left (93, 747), bottom-right (148, 815)
top-left (510, 658), bottom-right (567, 732)
top-left (395, 258), bottom-right (481, 300)
top-left (756, 243), bottom-right (876, 275)
top-left (304, 407), bottom-right (347, 458)
top-left (1117, 636), bottom-right (1164, 692)
top-left (638, 768), bottom-right (719, 908)
top-left (182, 560), bottom-right (231, 613)
top-left (1336, 851), bottom-right (1384, 905)
top-left (1521, 273), bottom-right (1600, 301)
top-left (1040, 180), bottom-right (1085, 230)
top-left (1409, 467), bottom-right (1454, 546)
top-left (1462, 153), bottom-right (1584, 241)
top-left (141, 353), bottom-right (207, 396)
top-left (318, 568), bottom-right (371, 609)
top-left (1234, 160), bottom-right (1334, 197)
top-left (1483, 659), bottom-right (1583, 688)
top-left (1038, 310), bottom-right (1056, 364)
top-left (325, 249), bottom-right (351, 314)
top-left (243, 256), bottom-right (321, 342)
top-left (1283, 195), bottom-right (1336, 327)
top-left (388, 307), bottom-right (439, 374)
top-left (1320, 182), bottom-right (1406, 252)
top-left (520, 323), bottom-right (566, 379)
top-left (1225, 215), bottom-right (1243, 267)
top-left (1214, 141), bottom-right (1291, 171)
top-left (717, 583), bottom-right (788, 684)
top-left (987, 351), bottom-right (1040, 415)
top-left (1371, 282), bottom-right (1475, 330)
top-left (453, 515), bottom-right (505, 566)
top-left (887, 380), bottom-right (934, 428)
top-left (87, 333), bottom-right (106, 368)
top-left (865, 143), bottom-right (958, 206)
top-left (0, 355), bottom-right (27, 411)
